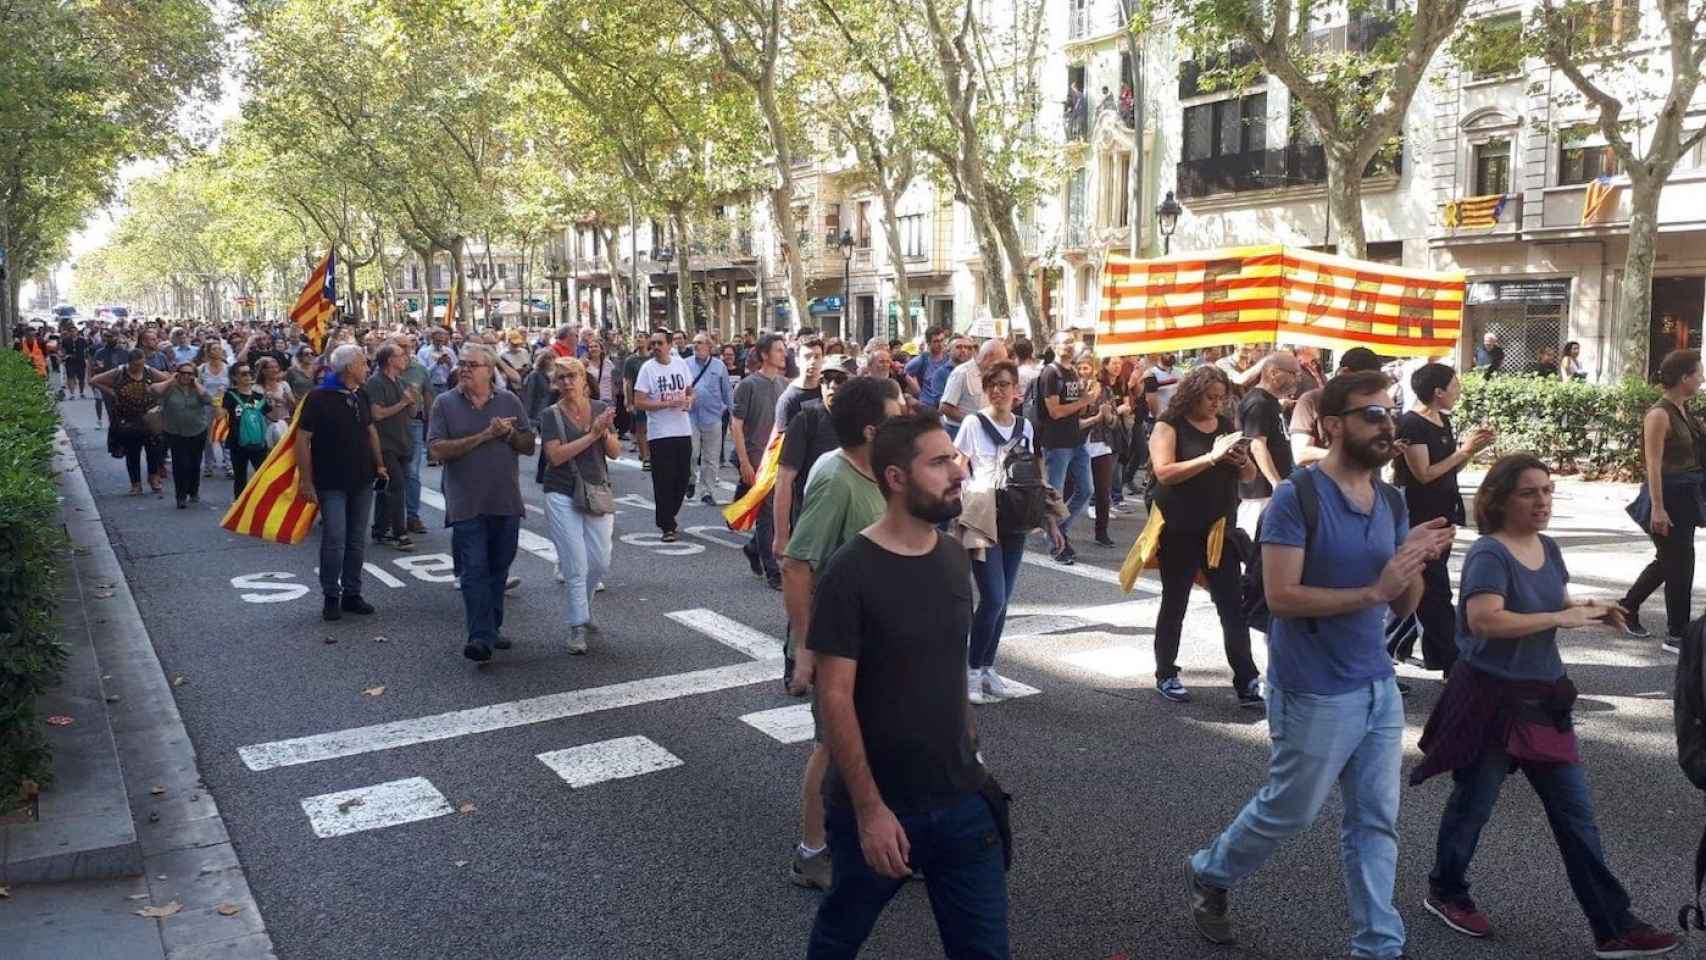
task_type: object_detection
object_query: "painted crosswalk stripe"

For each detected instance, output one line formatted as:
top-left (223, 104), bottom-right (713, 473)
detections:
top-left (538, 735), bottom-right (683, 788)
top-left (299, 777), bottom-right (453, 838)
top-left (418, 488), bottom-right (558, 566)
top-left (666, 608), bottom-right (784, 660)
top-left (1064, 644), bottom-right (1154, 679)
top-left (238, 658), bottom-right (779, 771)
top-left (740, 704), bottom-right (814, 744)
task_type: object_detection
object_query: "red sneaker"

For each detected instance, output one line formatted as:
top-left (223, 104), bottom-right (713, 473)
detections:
top-left (1595, 924), bottom-right (1681, 958)
top-left (1423, 894), bottom-right (1491, 938)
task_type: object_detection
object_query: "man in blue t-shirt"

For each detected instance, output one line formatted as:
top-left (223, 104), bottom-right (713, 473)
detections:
top-left (903, 325), bottom-right (955, 408)
top-left (1184, 370), bottom-right (1455, 960)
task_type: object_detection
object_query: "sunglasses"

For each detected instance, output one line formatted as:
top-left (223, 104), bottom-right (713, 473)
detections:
top-left (1331, 404), bottom-right (1400, 425)
top-left (820, 372), bottom-right (849, 385)
top-left (650, 340), bottom-right (667, 347)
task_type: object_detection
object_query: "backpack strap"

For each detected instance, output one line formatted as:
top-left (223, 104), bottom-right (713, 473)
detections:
top-left (974, 413), bottom-right (1019, 451)
top-left (1293, 467), bottom-right (1323, 634)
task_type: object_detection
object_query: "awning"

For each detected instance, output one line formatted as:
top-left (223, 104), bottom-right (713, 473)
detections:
top-left (1096, 245), bottom-right (1465, 359)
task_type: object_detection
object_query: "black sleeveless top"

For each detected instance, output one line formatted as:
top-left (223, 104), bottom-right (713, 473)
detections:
top-left (1154, 414), bottom-right (1240, 533)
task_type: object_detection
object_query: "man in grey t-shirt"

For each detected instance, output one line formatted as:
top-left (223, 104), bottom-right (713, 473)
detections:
top-left (731, 334), bottom-right (789, 586)
top-left (427, 343), bottom-right (536, 663)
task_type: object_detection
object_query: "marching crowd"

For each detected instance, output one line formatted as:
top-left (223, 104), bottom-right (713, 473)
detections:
top-left (20, 312), bottom-right (1699, 959)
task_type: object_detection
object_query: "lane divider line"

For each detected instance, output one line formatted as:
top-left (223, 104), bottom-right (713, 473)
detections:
top-left (537, 735), bottom-right (684, 789)
top-left (299, 776), bottom-right (453, 838)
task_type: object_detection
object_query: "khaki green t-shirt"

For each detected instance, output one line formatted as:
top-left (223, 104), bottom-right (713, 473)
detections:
top-left (784, 451), bottom-right (885, 571)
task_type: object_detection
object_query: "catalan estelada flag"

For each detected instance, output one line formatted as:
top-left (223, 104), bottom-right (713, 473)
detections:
top-left (219, 403), bottom-right (317, 545)
top-left (291, 250), bottom-right (337, 351)
top-left (721, 432), bottom-right (784, 532)
top-left (1442, 195), bottom-right (1507, 228)
top-left (443, 275), bottom-right (460, 331)
top-left (209, 396), bottom-right (229, 445)
top-left (1581, 175), bottom-right (1619, 225)
top-left (1096, 245), bottom-right (1465, 359)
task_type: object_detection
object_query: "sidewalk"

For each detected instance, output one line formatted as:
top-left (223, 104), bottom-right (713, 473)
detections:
top-left (0, 422), bottom-right (275, 960)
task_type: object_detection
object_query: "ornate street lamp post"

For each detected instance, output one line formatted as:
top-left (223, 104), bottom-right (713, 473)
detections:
top-left (1156, 190), bottom-right (1182, 255)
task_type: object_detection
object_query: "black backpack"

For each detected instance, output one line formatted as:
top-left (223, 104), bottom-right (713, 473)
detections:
top-left (1241, 468), bottom-right (1404, 635)
top-left (974, 414), bottom-right (1047, 536)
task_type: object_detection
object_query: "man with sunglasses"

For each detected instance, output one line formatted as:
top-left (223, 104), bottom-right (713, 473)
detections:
top-left (633, 329), bottom-right (697, 541)
top-left (1186, 370), bottom-right (1455, 960)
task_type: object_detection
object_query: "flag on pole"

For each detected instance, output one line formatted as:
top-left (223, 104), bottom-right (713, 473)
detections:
top-left (443, 275), bottom-right (460, 331)
top-left (209, 395), bottom-right (229, 445)
top-left (1581, 175), bottom-right (1619, 225)
top-left (721, 432), bottom-right (784, 532)
top-left (1442, 194), bottom-right (1507, 228)
top-left (1096, 245), bottom-right (1465, 359)
top-left (291, 250), bottom-right (337, 351)
top-left (218, 403), bottom-right (318, 545)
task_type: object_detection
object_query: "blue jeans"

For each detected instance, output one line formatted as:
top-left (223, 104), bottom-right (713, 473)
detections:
top-left (808, 792), bottom-right (1008, 959)
top-left (1043, 445), bottom-right (1091, 539)
top-left (405, 420), bottom-right (425, 522)
top-left (1192, 678), bottom-right (1406, 959)
top-left (451, 515), bottom-right (521, 648)
top-left (317, 486), bottom-right (373, 599)
top-left (1430, 749), bottom-right (1634, 941)
top-left (544, 493), bottom-right (614, 627)
top-left (969, 534), bottom-right (1027, 669)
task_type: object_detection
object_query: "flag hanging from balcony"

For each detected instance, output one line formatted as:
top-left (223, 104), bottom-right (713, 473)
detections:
top-left (1096, 245), bottom-right (1465, 359)
top-left (291, 250), bottom-right (337, 351)
top-left (219, 403), bottom-right (317, 546)
top-left (1442, 195), bottom-right (1507, 228)
top-left (1581, 176), bottom-right (1619, 225)
top-left (443, 275), bottom-right (460, 330)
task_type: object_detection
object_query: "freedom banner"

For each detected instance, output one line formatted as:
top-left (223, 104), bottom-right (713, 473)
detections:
top-left (1096, 245), bottom-right (1465, 359)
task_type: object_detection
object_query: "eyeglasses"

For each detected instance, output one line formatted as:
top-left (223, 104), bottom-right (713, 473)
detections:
top-left (985, 379), bottom-right (1016, 390)
top-left (820, 373), bottom-right (849, 385)
top-left (1331, 404), bottom-right (1400, 425)
top-left (458, 360), bottom-right (488, 369)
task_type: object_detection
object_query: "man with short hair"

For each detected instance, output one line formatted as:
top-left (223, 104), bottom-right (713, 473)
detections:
top-left (393, 333), bottom-right (431, 534)
top-left (297, 344), bottom-right (390, 623)
top-left (1185, 370), bottom-right (1453, 960)
top-left (1036, 333), bottom-right (1098, 563)
top-left (732, 334), bottom-right (790, 585)
top-left (364, 343), bottom-right (422, 551)
top-left (939, 338), bottom-right (1006, 434)
top-left (428, 343), bottom-right (536, 662)
top-left (551, 326), bottom-right (576, 359)
top-left (633, 329), bottom-right (696, 539)
top-left (903, 325), bottom-right (955, 409)
top-left (1235, 349), bottom-right (1300, 535)
top-left (1474, 332), bottom-right (1505, 377)
top-left (687, 332), bottom-right (733, 504)
top-left (169, 328), bottom-right (197, 367)
top-left (806, 412), bottom-right (1007, 957)
top-left (1289, 346), bottom-right (1386, 468)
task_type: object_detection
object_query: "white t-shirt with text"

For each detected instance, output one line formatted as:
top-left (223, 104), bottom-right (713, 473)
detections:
top-left (953, 412), bottom-right (1034, 482)
top-left (635, 355), bottom-right (695, 439)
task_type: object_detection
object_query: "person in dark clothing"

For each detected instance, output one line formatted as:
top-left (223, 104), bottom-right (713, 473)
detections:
top-left (91, 350), bottom-right (168, 495)
top-left (1618, 349), bottom-right (1706, 649)
top-left (1234, 349), bottom-right (1300, 536)
top-left (223, 364), bottom-right (270, 498)
top-left (1474, 333), bottom-right (1505, 377)
top-left (63, 331), bottom-right (89, 398)
top-left (363, 344), bottom-right (421, 550)
top-left (297, 345), bottom-right (388, 622)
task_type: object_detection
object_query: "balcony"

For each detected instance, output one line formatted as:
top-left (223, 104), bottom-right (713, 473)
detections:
top-left (1176, 142), bottom-right (1403, 200)
top-left (1064, 219), bottom-right (1089, 250)
top-left (1064, 102), bottom-right (1089, 143)
top-left (1068, 6), bottom-right (1089, 39)
top-left (1534, 171), bottom-right (1706, 235)
top-left (1302, 16), bottom-right (1395, 58)
top-left (1435, 193), bottom-right (1522, 242)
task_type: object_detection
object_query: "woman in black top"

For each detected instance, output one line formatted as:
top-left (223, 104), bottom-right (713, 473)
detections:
top-left (1147, 365), bottom-right (1262, 706)
top-left (1393, 364), bottom-right (1495, 670)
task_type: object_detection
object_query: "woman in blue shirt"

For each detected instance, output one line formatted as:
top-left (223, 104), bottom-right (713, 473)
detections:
top-left (1411, 454), bottom-right (1678, 958)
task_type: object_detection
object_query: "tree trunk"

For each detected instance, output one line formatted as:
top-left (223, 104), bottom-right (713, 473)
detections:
top-left (411, 244), bottom-right (437, 331)
top-left (878, 205), bottom-right (913, 341)
top-left (1616, 176), bottom-right (1665, 378)
top-left (1324, 143), bottom-right (1367, 260)
top-left (990, 198), bottom-right (1046, 342)
top-left (448, 238), bottom-right (470, 331)
top-left (670, 208), bottom-right (693, 333)
top-left (598, 223), bottom-right (629, 333)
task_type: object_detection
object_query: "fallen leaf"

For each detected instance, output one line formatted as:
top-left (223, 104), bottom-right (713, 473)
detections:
top-left (125, 894), bottom-right (148, 901)
top-left (372, 635), bottom-right (389, 643)
top-left (215, 903), bottom-right (242, 917)
top-left (148, 812), bottom-right (159, 823)
top-left (336, 796), bottom-right (365, 813)
top-left (135, 901), bottom-right (181, 919)
top-left (322, 636), bottom-right (337, 645)
top-left (452, 860), bottom-right (469, 867)
top-left (457, 803), bottom-right (476, 815)
top-left (361, 685), bottom-right (385, 697)
top-left (0, 885), bottom-right (10, 898)
top-left (44, 715), bottom-right (74, 727)
top-left (170, 675), bottom-right (188, 687)
top-left (149, 785), bottom-right (165, 796)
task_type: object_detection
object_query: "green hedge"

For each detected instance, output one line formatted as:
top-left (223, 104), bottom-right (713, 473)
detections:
top-left (1455, 371), bottom-right (1674, 481)
top-left (0, 351), bottom-right (67, 802)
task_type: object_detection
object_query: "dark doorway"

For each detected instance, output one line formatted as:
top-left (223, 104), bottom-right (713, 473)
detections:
top-left (857, 296), bottom-right (876, 344)
top-left (1649, 276), bottom-right (1706, 377)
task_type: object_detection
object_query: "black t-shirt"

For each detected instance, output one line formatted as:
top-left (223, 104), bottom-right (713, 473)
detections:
top-left (775, 384), bottom-right (821, 434)
top-left (1395, 410), bottom-right (1465, 524)
top-left (1035, 362), bottom-right (1084, 449)
top-left (65, 336), bottom-right (88, 363)
top-left (1153, 415), bottom-right (1240, 533)
top-left (780, 400), bottom-right (840, 515)
top-left (1237, 386), bottom-right (1293, 499)
top-left (807, 534), bottom-right (988, 815)
top-left (298, 387), bottom-right (376, 493)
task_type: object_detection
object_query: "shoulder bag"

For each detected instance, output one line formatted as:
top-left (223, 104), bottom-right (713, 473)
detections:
top-left (551, 405), bottom-right (616, 516)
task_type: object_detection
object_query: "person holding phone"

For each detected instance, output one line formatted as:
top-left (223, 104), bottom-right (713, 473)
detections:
top-left (1147, 365), bottom-right (1263, 706)
top-left (296, 345), bottom-right (389, 622)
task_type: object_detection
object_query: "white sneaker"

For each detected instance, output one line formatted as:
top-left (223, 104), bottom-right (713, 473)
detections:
top-left (981, 667), bottom-right (1011, 700)
top-left (504, 575), bottom-right (521, 593)
top-left (968, 669), bottom-right (994, 705)
top-left (595, 581), bottom-right (606, 593)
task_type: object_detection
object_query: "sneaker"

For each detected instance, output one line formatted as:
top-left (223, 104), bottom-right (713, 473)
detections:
top-left (1663, 636), bottom-right (1683, 655)
top-left (322, 597), bottom-right (342, 622)
top-left (407, 518), bottom-right (427, 534)
top-left (745, 545), bottom-right (763, 576)
top-left (390, 535), bottom-right (415, 552)
top-left (567, 624), bottom-right (589, 655)
top-left (187, 494), bottom-right (199, 504)
top-left (968, 669), bottom-right (994, 705)
top-left (462, 641), bottom-right (492, 663)
top-left (1595, 924), bottom-right (1681, 958)
top-left (223, 465), bottom-right (233, 478)
top-left (1236, 678), bottom-right (1264, 708)
top-left (981, 666), bottom-right (1011, 700)
top-left (788, 846), bottom-right (832, 891)
top-left (1623, 616), bottom-right (1651, 639)
top-left (373, 530), bottom-right (391, 545)
top-left (641, 459), bottom-right (651, 472)
top-left (1157, 677), bottom-right (1190, 703)
top-left (1423, 894), bottom-right (1491, 938)
top-left (1184, 858), bottom-right (1233, 944)
top-left (1093, 534), bottom-right (1116, 547)
top-left (493, 634), bottom-right (513, 651)
top-left (1051, 545), bottom-right (1076, 566)
top-left (766, 573), bottom-right (783, 592)
top-left (341, 595), bottom-right (375, 615)
top-left (504, 575), bottom-right (521, 594)
top-left (595, 581), bottom-right (606, 593)
top-left (700, 493), bottom-right (716, 506)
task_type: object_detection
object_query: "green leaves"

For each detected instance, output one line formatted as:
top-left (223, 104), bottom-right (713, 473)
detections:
top-left (1456, 372), bottom-right (1669, 481)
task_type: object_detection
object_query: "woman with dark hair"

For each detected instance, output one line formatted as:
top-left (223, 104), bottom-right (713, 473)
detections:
top-left (91, 349), bottom-right (168, 496)
top-left (1563, 341), bottom-right (1588, 381)
top-left (1391, 363), bottom-right (1494, 669)
top-left (153, 361), bottom-right (215, 508)
top-left (1412, 454), bottom-right (1679, 958)
top-left (1618, 348), bottom-right (1705, 650)
top-left (1146, 364), bottom-right (1262, 705)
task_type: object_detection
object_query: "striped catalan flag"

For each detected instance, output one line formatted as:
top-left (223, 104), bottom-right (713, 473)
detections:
top-left (291, 250), bottom-right (337, 352)
top-left (1581, 175), bottom-right (1618, 225)
top-left (721, 431), bottom-right (784, 532)
top-left (1443, 194), bottom-right (1507, 229)
top-left (443, 275), bottom-right (460, 331)
top-left (209, 396), bottom-right (229, 445)
top-left (219, 402), bottom-right (317, 545)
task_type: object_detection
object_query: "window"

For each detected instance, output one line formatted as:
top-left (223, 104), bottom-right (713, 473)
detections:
top-left (1680, 129), bottom-right (1706, 172)
top-left (1464, 14), bottom-right (1523, 80)
top-left (497, 263), bottom-right (509, 280)
top-left (1182, 93), bottom-right (1267, 160)
top-left (1474, 138), bottom-right (1511, 195)
top-left (1560, 141), bottom-right (1621, 185)
top-left (857, 200), bottom-right (872, 247)
top-left (1569, 0), bottom-right (1638, 53)
top-left (898, 214), bottom-right (927, 258)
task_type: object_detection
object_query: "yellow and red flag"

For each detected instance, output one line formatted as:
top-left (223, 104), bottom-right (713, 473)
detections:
top-left (1096, 245), bottom-right (1464, 359)
top-left (1442, 194), bottom-right (1507, 229)
top-left (219, 403), bottom-right (317, 545)
top-left (443, 275), bottom-right (460, 331)
top-left (291, 250), bottom-right (337, 351)
top-left (1581, 176), bottom-right (1619, 225)
top-left (209, 398), bottom-right (229, 445)
top-left (721, 432), bottom-right (785, 532)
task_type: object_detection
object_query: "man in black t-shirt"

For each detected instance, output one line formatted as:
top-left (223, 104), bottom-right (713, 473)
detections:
top-left (297, 344), bottom-right (388, 623)
top-left (806, 413), bottom-right (1007, 957)
top-left (1035, 334), bottom-right (1098, 563)
top-left (1235, 350), bottom-right (1300, 535)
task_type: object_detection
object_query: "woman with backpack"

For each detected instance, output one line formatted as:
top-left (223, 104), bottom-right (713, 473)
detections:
top-left (197, 340), bottom-right (233, 480)
top-left (1411, 454), bottom-right (1679, 958)
top-left (91, 349), bottom-right (169, 496)
top-left (953, 359), bottom-right (1064, 704)
top-left (1146, 364), bottom-right (1263, 707)
top-left (224, 363), bottom-right (271, 498)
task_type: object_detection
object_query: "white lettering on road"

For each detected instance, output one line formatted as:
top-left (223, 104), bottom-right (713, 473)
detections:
top-left (739, 704), bottom-right (813, 744)
top-left (394, 554), bottom-right (456, 582)
top-left (684, 525), bottom-right (745, 550)
top-left (619, 532), bottom-right (703, 556)
top-left (363, 563), bottom-right (406, 589)
top-left (230, 572), bottom-right (310, 604)
top-left (299, 776), bottom-right (452, 839)
top-left (666, 608), bottom-right (784, 660)
top-left (536, 736), bottom-right (684, 789)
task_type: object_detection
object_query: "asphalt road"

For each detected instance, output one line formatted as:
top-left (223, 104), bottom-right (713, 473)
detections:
top-left (62, 394), bottom-right (1706, 960)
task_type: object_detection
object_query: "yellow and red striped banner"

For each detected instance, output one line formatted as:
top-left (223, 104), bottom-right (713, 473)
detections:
top-left (721, 432), bottom-right (784, 532)
top-left (209, 408), bottom-right (229, 445)
top-left (291, 250), bottom-right (336, 351)
top-left (1096, 245), bottom-right (1465, 359)
top-left (219, 402), bottom-right (317, 545)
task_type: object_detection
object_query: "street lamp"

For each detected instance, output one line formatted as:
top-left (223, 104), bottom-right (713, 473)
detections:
top-left (545, 256), bottom-right (567, 331)
top-left (838, 229), bottom-right (854, 341)
top-left (655, 245), bottom-right (675, 327)
top-left (1156, 190), bottom-right (1182, 254)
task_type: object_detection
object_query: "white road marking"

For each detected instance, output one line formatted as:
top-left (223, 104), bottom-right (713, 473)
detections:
top-left (363, 563), bottom-right (407, 589)
top-left (612, 457), bottom-right (737, 492)
top-left (666, 608), bottom-right (784, 660)
top-left (619, 532), bottom-right (705, 556)
top-left (740, 704), bottom-right (814, 744)
top-left (684, 525), bottom-right (746, 549)
top-left (238, 658), bottom-right (780, 771)
top-left (537, 735), bottom-right (684, 788)
top-left (231, 571), bottom-right (310, 604)
top-left (1019, 552), bottom-right (1135, 588)
top-left (1064, 644), bottom-right (1155, 679)
top-left (299, 777), bottom-right (453, 838)
top-left (419, 488), bottom-right (559, 566)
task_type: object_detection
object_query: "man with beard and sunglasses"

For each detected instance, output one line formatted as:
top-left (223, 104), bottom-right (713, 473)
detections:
top-left (806, 413), bottom-right (1009, 958)
top-left (1185, 370), bottom-right (1455, 960)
